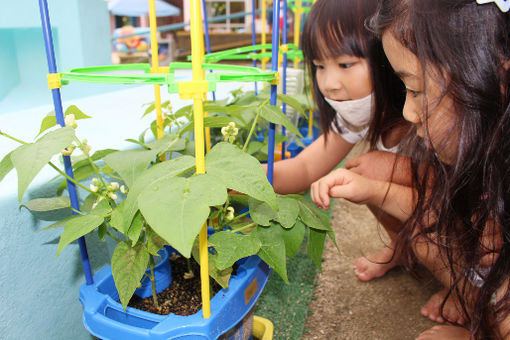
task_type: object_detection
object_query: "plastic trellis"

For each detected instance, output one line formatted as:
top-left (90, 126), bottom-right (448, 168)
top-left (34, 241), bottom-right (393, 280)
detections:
top-left (287, 0), bottom-right (314, 13)
top-left (59, 63), bottom-right (277, 91)
top-left (200, 43), bottom-right (302, 64)
top-left (38, 0), bottom-right (282, 325)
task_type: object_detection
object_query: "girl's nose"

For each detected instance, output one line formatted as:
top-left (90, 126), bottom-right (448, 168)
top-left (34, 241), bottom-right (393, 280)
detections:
top-left (323, 70), bottom-right (343, 92)
top-left (402, 100), bottom-right (421, 124)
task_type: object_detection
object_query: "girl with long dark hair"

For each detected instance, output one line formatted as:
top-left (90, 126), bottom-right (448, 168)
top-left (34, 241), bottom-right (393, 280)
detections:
top-left (271, 0), bottom-right (411, 282)
top-left (312, 0), bottom-right (510, 338)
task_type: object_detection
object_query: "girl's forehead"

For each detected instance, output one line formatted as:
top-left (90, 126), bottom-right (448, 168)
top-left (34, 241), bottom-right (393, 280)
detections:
top-left (382, 32), bottom-right (421, 80)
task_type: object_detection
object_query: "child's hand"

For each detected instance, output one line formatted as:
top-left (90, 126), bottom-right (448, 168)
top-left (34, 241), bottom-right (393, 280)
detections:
top-left (345, 151), bottom-right (397, 181)
top-left (310, 168), bottom-right (378, 210)
top-left (346, 151), bottom-right (412, 186)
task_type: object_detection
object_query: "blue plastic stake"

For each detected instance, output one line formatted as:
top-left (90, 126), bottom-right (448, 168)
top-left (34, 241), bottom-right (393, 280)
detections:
top-left (251, 0), bottom-right (258, 94)
top-left (38, 0), bottom-right (94, 285)
top-left (201, 0), bottom-right (216, 101)
top-left (267, 0), bottom-right (281, 185)
top-left (281, 0), bottom-right (289, 160)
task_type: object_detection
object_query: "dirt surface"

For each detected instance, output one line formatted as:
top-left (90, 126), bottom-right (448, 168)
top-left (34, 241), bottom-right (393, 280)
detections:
top-left (302, 144), bottom-right (443, 340)
top-left (128, 255), bottom-right (221, 316)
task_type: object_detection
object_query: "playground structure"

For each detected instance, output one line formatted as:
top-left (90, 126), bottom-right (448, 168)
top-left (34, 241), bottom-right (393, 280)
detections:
top-left (36, 0), bottom-right (317, 338)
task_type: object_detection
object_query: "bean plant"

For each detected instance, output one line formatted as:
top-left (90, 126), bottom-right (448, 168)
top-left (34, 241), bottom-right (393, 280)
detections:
top-left (0, 92), bottom-right (336, 311)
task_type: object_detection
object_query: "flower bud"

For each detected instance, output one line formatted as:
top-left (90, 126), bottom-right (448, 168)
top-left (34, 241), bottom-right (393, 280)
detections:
top-left (108, 192), bottom-right (118, 200)
top-left (92, 178), bottom-right (99, 186)
top-left (64, 114), bottom-right (77, 128)
top-left (221, 126), bottom-right (228, 136)
top-left (120, 185), bottom-right (127, 194)
top-left (225, 206), bottom-right (235, 221)
top-left (89, 184), bottom-right (99, 192)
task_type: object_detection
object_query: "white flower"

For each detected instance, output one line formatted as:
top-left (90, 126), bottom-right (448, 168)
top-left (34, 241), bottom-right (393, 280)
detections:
top-left (108, 192), bottom-right (118, 200)
top-left (107, 182), bottom-right (119, 191)
top-left (89, 184), bottom-right (99, 192)
top-left (92, 178), bottom-right (99, 186)
top-left (221, 122), bottom-right (238, 143)
top-left (120, 185), bottom-right (127, 194)
top-left (64, 114), bottom-right (77, 128)
top-left (221, 126), bottom-right (228, 136)
top-left (225, 206), bottom-right (235, 221)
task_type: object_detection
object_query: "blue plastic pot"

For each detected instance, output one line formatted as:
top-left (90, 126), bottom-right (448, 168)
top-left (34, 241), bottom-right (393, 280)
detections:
top-left (79, 247), bottom-right (271, 340)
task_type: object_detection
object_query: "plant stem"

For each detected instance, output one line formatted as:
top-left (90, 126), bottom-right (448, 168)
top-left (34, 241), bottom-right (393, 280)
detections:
top-left (242, 100), bottom-right (268, 152)
top-left (229, 222), bottom-right (257, 234)
top-left (186, 258), bottom-right (193, 274)
top-left (74, 136), bottom-right (107, 188)
top-left (70, 207), bottom-right (86, 215)
top-left (229, 211), bottom-right (250, 223)
top-left (106, 230), bottom-right (121, 243)
top-left (48, 162), bottom-right (101, 197)
top-left (148, 254), bottom-right (159, 308)
top-left (0, 130), bottom-right (27, 145)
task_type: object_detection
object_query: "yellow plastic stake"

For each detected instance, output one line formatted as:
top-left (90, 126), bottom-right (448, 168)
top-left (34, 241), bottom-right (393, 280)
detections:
top-left (293, 0), bottom-right (302, 68)
top-left (261, 0), bottom-right (267, 71)
top-left (149, 0), bottom-right (164, 141)
top-left (190, 0), bottom-right (211, 319)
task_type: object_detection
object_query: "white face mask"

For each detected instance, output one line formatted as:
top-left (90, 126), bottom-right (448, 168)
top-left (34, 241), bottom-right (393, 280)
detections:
top-left (324, 94), bottom-right (373, 128)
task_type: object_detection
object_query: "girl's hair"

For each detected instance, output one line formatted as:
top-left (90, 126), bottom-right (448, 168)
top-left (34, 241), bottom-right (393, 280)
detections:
top-left (372, 1), bottom-right (510, 338)
top-left (301, 0), bottom-right (407, 147)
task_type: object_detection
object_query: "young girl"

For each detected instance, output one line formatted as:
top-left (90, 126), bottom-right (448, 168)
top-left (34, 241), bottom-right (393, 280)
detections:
top-left (312, 0), bottom-right (510, 338)
top-left (270, 0), bottom-right (411, 281)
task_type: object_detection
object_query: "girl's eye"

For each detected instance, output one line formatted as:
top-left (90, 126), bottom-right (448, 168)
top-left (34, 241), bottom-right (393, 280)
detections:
top-left (314, 64), bottom-right (324, 70)
top-left (406, 88), bottom-right (421, 98)
top-left (339, 63), bottom-right (353, 69)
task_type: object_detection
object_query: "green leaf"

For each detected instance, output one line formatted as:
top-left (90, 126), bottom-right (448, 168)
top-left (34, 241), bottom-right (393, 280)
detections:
top-left (104, 148), bottom-right (160, 188)
top-left (142, 103), bottom-right (155, 117)
top-left (259, 104), bottom-right (302, 137)
top-left (308, 228), bottom-right (327, 272)
top-left (138, 174), bottom-right (227, 257)
top-left (209, 231), bottom-right (261, 270)
top-left (126, 211), bottom-right (144, 242)
top-left (246, 141), bottom-right (263, 155)
top-left (109, 156), bottom-right (196, 235)
top-left (39, 215), bottom-right (75, 231)
top-left (248, 197), bottom-right (277, 226)
top-left (281, 220), bottom-right (306, 258)
top-left (145, 135), bottom-right (186, 155)
top-left (298, 200), bottom-right (332, 231)
top-left (192, 240), bottom-right (232, 289)
top-left (180, 116), bottom-right (237, 135)
top-left (206, 142), bottom-right (277, 210)
top-left (0, 151), bottom-right (14, 182)
top-left (20, 197), bottom-right (70, 212)
top-left (251, 222), bottom-right (288, 283)
top-left (275, 195), bottom-right (300, 228)
top-left (277, 93), bottom-right (307, 114)
top-left (65, 105), bottom-right (92, 120)
top-left (11, 126), bottom-right (75, 201)
top-left (111, 241), bottom-right (149, 310)
top-left (146, 226), bottom-right (166, 256)
top-left (80, 193), bottom-right (97, 214)
top-left (37, 106), bottom-right (91, 136)
top-left (71, 148), bottom-right (118, 170)
top-left (56, 214), bottom-right (104, 255)
top-left (97, 224), bottom-right (107, 242)
top-left (57, 163), bottom-right (95, 195)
